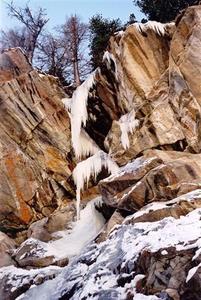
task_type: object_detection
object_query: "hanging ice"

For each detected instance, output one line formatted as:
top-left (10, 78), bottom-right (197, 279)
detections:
top-left (103, 50), bottom-right (118, 80)
top-left (118, 109), bottom-right (140, 149)
top-left (69, 71), bottom-right (100, 158)
top-left (73, 150), bottom-right (120, 219)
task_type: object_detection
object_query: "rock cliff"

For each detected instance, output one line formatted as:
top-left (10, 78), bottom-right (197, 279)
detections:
top-left (1, 5), bottom-right (201, 300)
top-left (0, 48), bottom-right (75, 236)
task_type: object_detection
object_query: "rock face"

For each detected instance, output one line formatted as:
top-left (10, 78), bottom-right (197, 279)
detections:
top-left (76, 6), bottom-right (201, 166)
top-left (0, 48), bottom-right (74, 234)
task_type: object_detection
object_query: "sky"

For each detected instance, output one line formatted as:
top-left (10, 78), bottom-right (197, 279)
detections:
top-left (0, 0), bottom-right (145, 31)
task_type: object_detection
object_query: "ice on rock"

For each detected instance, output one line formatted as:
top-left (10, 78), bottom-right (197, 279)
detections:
top-left (133, 21), bottom-right (174, 36)
top-left (44, 197), bottom-right (105, 259)
top-left (73, 150), bottom-right (119, 219)
top-left (118, 109), bottom-right (140, 149)
top-left (103, 51), bottom-right (117, 70)
top-left (69, 71), bottom-right (99, 158)
top-left (103, 50), bottom-right (118, 80)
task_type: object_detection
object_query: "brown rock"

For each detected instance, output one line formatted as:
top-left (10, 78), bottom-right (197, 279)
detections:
top-left (125, 189), bottom-right (201, 224)
top-left (28, 202), bottom-right (76, 242)
top-left (0, 232), bottom-right (16, 267)
top-left (13, 238), bottom-right (69, 268)
top-left (0, 48), bottom-right (32, 83)
top-left (136, 247), bottom-right (201, 300)
top-left (96, 210), bottom-right (125, 243)
top-left (100, 153), bottom-right (201, 212)
top-left (0, 48), bottom-right (75, 233)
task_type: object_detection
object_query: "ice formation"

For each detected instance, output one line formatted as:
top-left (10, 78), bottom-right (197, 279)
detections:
top-left (62, 97), bottom-right (72, 112)
top-left (12, 198), bottom-right (105, 262)
top-left (75, 129), bottom-right (100, 159)
top-left (118, 109), bottom-right (140, 149)
top-left (133, 21), bottom-right (174, 36)
top-left (70, 71), bottom-right (100, 158)
top-left (73, 150), bottom-right (120, 219)
top-left (102, 50), bottom-right (118, 80)
top-left (103, 51), bottom-right (117, 70)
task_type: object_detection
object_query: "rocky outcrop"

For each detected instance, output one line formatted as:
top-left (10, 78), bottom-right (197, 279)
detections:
top-left (99, 152), bottom-right (201, 212)
top-left (0, 265), bottom-right (61, 300)
top-left (74, 6), bottom-right (201, 166)
top-left (0, 48), bottom-right (75, 234)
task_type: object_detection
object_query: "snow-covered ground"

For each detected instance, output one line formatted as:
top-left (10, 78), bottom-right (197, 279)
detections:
top-left (13, 208), bottom-right (201, 300)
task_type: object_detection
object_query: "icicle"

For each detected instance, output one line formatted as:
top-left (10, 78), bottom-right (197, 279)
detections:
top-left (70, 71), bottom-right (99, 158)
top-left (102, 51), bottom-right (118, 81)
top-left (118, 109), bottom-right (140, 149)
top-left (73, 151), bottom-right (119, 220)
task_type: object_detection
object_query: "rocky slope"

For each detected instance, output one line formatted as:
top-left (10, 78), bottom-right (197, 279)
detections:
top-left (1, 5), bottom-right (201, 300)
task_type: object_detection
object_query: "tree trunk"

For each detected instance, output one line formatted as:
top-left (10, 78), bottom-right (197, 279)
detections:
top-left (73, 58), bottom-right (81, 87)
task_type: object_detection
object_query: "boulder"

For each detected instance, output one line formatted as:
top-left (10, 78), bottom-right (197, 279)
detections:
top-left (99, 153), bottom-right (201, 212)
top-left (96, 209), bottom-right (125, 243)
top-left (13, 238), bottom-right (69, 268)
top-left (28, 202), bottom-right (76, 242)
top-left (124, 189), bottom-right (201, 224)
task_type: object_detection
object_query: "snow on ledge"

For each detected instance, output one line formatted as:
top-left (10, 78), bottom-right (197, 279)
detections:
top-left (124, 189), bottom-right (201, 222)
top-left (186, 262), bottom-right (201, 282)
top-left (132, 21), bottom-right (175, 36)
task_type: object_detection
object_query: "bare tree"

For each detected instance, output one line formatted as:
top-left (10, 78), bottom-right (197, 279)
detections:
top-left (36, 33), bottom-right (71, 85)
top-left (1, 5), bottom-right (90, 86)
top-left (5, 1), bottom-right (49, 62)
top-left (59, 15), bottom-right (89, 87)
top-left (0, 27), bottom-right (28, 51)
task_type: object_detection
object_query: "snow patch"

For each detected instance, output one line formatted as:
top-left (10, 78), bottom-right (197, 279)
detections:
top-left (186, 263), bottom-right (201, 282)
top-left (0, 265), bottom-right (61, 291)
top-left (73, 150), bottom-right (119, 219)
